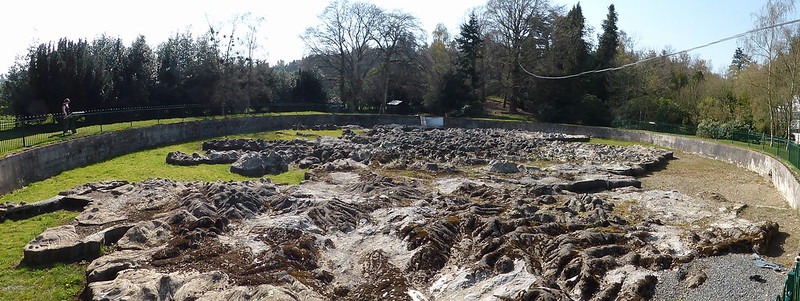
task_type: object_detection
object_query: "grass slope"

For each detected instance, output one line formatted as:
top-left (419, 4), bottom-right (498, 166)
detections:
top-left (0, 111), bottom-right (327, 156)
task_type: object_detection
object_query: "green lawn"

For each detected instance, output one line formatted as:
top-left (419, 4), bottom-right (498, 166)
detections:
top-left (0, 111), bottom-right (328, 156)
top-left (0, 211), bottom-right (83, 301)
top-left (0, 128), bottom-right (343, 300)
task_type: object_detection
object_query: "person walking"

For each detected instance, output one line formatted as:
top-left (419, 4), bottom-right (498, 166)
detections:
top-left (61, 98), bottom-right (76, 135)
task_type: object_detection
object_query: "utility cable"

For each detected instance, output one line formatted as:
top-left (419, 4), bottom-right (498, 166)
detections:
top-left (519, 17), bottom-right (800, 80)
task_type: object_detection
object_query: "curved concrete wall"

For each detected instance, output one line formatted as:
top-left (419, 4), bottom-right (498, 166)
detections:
top-left (1, 115), bottom-right (798, 210)
top-left (447, 118), bottom-right (800, 209)
top-left (0, 114), bottom-right (417, 196)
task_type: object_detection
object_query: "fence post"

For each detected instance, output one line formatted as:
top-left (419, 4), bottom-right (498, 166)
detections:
top-left (785, 139), bottom-right (788, 158)
top-left (785, 139), bottom-right (789, 159)
top-left (21, 120), bottom-right (26, 147)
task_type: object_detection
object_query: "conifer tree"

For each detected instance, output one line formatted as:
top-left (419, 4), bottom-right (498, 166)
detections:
top-left (596, 4), bottom-right (619, 69)
top-left (455, 12), bottom-right (483, 93)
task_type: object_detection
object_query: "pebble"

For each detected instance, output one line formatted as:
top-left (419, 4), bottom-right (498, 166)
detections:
top-left (653, 254), bottom-right (786, 301)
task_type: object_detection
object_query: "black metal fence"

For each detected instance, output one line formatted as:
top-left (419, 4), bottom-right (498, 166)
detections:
top-left (0, 104), bottom-right (219, 154)
top-left (0, 103), bottom-right (341, 154)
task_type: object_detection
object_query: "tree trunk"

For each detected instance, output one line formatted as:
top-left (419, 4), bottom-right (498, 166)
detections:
top-left (788, 78), bottom-right (796, 148)
top-left (381, 70), bottom-right (389, 114)
top-left (768, 62), bottom-right (775, 147)
top-left (509, 55), bottom-right (521, 113)
top-left (339, 55), bottom-right (350, 112)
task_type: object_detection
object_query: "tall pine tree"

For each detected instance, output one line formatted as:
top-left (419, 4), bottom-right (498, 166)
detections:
top-left (596, 4), bottom-right (619, 69)
top-left (542, 4), bottom-right (590, 123)
top-left (592, 4), bottom-right (619, 103)
top-left (455, 12), bottom-right (483, 95)
top-left (728, 47), bottom-right (751, 77)
top-left (585, 4), bottom-right (619, 125)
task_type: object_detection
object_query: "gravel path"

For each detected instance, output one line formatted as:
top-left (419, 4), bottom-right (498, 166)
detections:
top-left (653, 254), bottom-right (787, 301)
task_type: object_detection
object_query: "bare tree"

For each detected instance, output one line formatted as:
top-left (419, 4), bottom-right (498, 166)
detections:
top-left (432, 23), bottom-right (451, 45)
top-left (241, 13), bottom-right (266, 70)
top-left (485, 0), bottom-right (551, 112)
top-left (428, 23), bottom-right (456, 77)
top-left (744, 0), bottom-right (795, 143)
top-left (205, 13), bottom-right (268, 111)
top-left (422, 24), bottom-right (456, 113)
top-left (303, 0), bottom-right (382, 111)
top-left (776, 20), bottom-right (800, 143)
top-left (372, 10), bottom-right (423, 113)
top-left (304, 1), bottom-right (348, 105)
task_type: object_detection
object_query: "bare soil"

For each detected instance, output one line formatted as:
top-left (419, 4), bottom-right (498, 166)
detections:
top-left (639, 149), bottom-right (799, 265)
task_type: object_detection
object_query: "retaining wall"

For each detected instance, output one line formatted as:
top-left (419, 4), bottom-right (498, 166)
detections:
top-left (0, 114), bottom-right (417, 196)
top-left (1, 115), bottom-right (798, 210)
top-left (448, 118), bottom-right (800, 209)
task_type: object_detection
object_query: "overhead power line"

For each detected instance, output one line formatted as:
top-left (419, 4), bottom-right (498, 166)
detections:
top-left (519, 17), bottom-right (800, 80)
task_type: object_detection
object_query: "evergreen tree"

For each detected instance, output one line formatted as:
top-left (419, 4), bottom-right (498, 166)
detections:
top-left (291, 68), bottom-right (328, 104)
top-left (729, 47), bottom-right (751, 76)
top-left (595, 4), bottom-right (619, 69)
top-left (541, 4), bottom-right (591, 123)
top-left (555, 5), bottom-right (589, 73)
top-left (120, 36), bottom-right (156, 107)
top-left (436, 69), bottom-right (473, 116)
top-left (271, 61), bottom-right (295, 103)
top-left (587, 4), bottom-right (619, 123)
top-left (455, 12), bottom-right (482, 94)
top-left (1, 62), bottom-right (32, 116)
top-left (89, 36), bottom-right (124, 108)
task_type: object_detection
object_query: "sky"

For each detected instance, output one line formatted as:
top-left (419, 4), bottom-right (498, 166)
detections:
top-left (0, 0), bottom-right (788, 77)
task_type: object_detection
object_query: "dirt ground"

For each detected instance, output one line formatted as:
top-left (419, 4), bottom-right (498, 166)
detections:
top-left (640, 149), bottom-right (800, 265)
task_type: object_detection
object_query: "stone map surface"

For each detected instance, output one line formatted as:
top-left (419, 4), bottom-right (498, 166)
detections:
top-left (17, 126), bottom-right (779, 300)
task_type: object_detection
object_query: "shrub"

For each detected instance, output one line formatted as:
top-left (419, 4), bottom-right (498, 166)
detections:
top-left (697, 118), bottom-right (754, 140)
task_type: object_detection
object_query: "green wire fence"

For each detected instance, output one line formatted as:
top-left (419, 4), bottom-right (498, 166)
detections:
top-left (616, 119), bottom-right (800, 170)
top-left (779, 262), bottom-right (800, 301)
